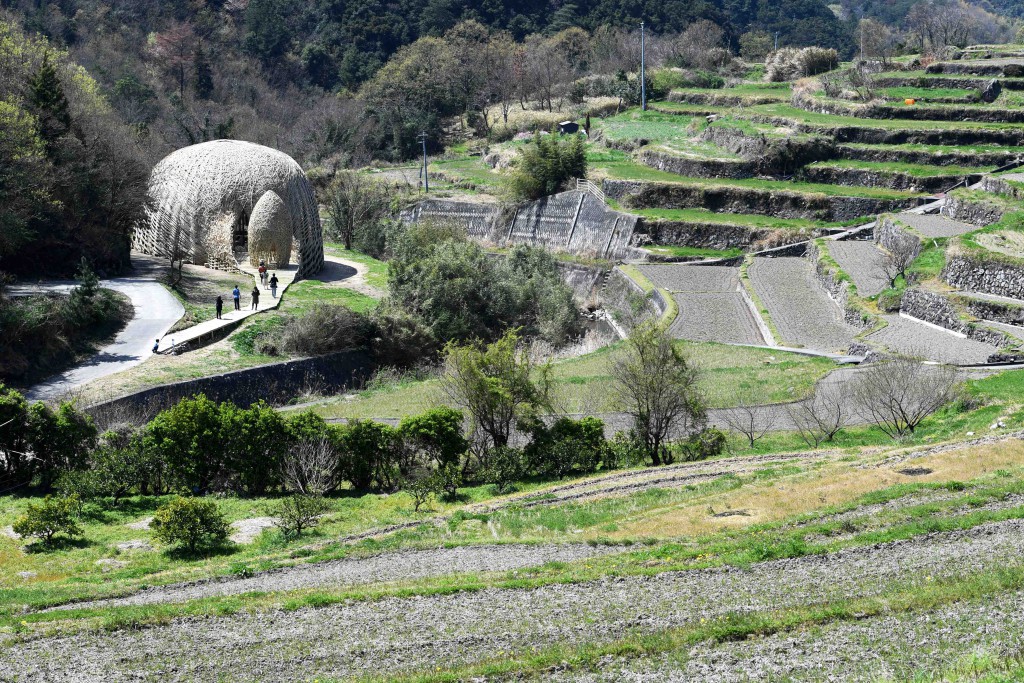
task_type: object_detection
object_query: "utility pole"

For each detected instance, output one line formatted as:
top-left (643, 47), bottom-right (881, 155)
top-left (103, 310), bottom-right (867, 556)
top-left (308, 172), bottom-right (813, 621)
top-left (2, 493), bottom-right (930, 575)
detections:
top-left (774, 31), bottom-right (780, 51)
top-left (860, 17), bottom-right (865, 63)
top-left (640, 21), bottom-right (647, 111)
top-left (417, 131), bottom-right (428, 193)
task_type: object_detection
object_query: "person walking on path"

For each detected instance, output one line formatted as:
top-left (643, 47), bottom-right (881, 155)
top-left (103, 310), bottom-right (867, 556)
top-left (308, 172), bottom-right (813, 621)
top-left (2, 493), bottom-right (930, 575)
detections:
top-left (251, 286), bottom-right (260, 310)
top-left (269, 273), bottom-right (279, 299)
top-left (232, 285), bottom-right (241, 311)
top-left (215, 295), bottom-right (224, 320)
top-left (258, 263), bottom-right (267, 287)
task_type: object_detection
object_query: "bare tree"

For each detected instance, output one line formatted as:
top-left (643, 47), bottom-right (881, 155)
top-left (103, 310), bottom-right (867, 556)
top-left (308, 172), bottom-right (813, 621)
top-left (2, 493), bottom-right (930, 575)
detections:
top-left (875, 232), bottom-right (920, 288)
top-left (786, 380), bottom-right (850, 448)
top-left (851, 356), bottom-right (962, 438)
top-left (906, 0), bottom-right (975, 54)
top-left (720, 394), bottom-right (776, 448)
top-left (612, 322), bottom-right (707, 466)
top-left (149, 21), bottom-right (197, 98)
top-left (282, 438), bottom-right (340, 495)
top-left (324, 171), bottom-right (390, 251)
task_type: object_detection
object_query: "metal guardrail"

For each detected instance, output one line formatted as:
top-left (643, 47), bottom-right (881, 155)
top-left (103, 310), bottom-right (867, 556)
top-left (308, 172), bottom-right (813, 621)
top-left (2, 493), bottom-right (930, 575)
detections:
top-left (576, 178), bottom-right (606, 203)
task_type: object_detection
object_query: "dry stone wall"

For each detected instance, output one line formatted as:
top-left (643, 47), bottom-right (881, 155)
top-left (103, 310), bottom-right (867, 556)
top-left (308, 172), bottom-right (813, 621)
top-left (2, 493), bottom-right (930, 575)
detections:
top-left (900, 288), bottom-right (1012, 348)
top-left (944, 254), bottom-right (1024, 300)
top-left (875, 216), bottom-right (923, 257)
top-left (807, 241), bottom-right (873, 329)
top-left (604, 179), bottom-right (916, 222)
top-left (941, 195), bottom-right (1006, 226)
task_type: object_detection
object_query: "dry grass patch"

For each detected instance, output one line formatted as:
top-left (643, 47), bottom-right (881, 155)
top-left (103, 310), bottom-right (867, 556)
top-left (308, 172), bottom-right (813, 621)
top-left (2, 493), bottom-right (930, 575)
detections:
top-left (602, 438), bottom-right (1024, 540)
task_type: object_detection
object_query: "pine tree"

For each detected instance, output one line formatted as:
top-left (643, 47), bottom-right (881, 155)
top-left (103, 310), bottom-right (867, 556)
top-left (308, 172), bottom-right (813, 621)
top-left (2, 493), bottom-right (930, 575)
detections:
top-left (28, 54), bottom-right (71, 154)
top-left (193, 45), bottom-right (214, 100)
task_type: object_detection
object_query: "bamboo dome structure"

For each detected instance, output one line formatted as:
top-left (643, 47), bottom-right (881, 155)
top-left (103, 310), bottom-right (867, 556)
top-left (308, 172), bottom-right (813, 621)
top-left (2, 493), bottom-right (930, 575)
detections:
top-left (133, 140), bottom-right (324, 279)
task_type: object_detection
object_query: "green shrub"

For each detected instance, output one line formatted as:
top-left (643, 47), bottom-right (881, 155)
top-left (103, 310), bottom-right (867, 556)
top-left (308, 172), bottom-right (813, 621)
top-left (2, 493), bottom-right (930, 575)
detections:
top-left (273, 494), bottom-right (331, 537)
top-left (605, 430), bottom-right (648, 469)
top-left (524, 416), bottom-right (608, 478)
top-left (13, 495), bottom-right (82, 545)
top-left (877, 289), bottom-right (903, 312)
top-left (405, 471), bottom-right (441, 512)
top-left (151, 497), bottom-right (230, 554)
top-left (399, 407), bottom-right (467, 469)
top-left (486, 446), bottom-right (525, 494)
top-left (678, 428), bottom-right (728, 462)
top-left (435, 461), bottom-right (463, 500)
top-left (335, 419), bottom-right (402, 491)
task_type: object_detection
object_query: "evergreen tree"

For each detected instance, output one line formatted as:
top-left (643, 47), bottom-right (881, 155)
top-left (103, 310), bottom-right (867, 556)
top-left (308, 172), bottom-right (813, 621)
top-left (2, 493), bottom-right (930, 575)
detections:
top-left (193, 45), bottom-right (214, 100)
top-left (28, 54), bottom-right (71, 154)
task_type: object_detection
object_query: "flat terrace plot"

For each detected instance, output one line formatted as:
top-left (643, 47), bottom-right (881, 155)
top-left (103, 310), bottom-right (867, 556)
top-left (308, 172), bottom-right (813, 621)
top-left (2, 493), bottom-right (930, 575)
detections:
top-left (637, 264), bottom-right (739, 292)
top-left (748, 257), bottom-right (858, 352)
top-left (896, 213), bottom-right (978, 237)
top-left (827, 241), bottom-right (890, 297)
top-left (637, 265), bottom-right (764, 345)
top-left (985, 320), bottom-right (1024, 342)
top-left (5, 520), bottom-right (1024, 681)
top-left (866, 314), bottom-right (1000, 364)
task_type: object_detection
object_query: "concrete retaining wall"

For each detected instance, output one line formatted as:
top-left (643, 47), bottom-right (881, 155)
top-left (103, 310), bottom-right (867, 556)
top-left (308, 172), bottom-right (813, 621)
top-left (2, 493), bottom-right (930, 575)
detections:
top-left (86, 350), bottom-right (374, 424)
top-left (404, 191), bottom-right (637, 260)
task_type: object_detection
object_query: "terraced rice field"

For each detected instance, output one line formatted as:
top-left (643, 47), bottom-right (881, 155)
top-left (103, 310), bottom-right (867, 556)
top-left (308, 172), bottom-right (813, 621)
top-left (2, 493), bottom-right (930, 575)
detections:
top-left (637, 265), bottom-right (766, 345)
top-left (748, 257), bottom-right (857, 352)
top-left (984, 320), bottom-right (1024, 342)
top-left (826, 240), bottom-right (890, 297)
top-left (866, 314), bottom-right (1001, 364)
top-left (896, 212), bottom-right (979, 237)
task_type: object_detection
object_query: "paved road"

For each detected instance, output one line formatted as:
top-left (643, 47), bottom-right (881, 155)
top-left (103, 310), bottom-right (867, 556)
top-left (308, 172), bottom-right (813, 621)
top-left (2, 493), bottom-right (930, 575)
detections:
top-left (15, 278), bottom-right (183, 401)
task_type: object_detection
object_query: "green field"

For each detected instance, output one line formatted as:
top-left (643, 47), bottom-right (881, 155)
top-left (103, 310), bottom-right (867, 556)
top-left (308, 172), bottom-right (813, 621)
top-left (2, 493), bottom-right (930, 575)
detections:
top-left (807, 159), bottom-right (991, 177)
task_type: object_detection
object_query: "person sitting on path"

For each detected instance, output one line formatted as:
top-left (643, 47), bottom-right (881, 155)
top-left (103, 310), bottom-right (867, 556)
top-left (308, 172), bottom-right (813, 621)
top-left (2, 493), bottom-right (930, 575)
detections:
top-left (152, 338), bottom-right (160, 354)
top-left (251, 286), bottom-right (260, 310)
top-left (232, 285), bottom-right (241, 310)
top-left (215, 295), bottom-right (224, 320)
top-left (269, 273), bottom-right (279, 299)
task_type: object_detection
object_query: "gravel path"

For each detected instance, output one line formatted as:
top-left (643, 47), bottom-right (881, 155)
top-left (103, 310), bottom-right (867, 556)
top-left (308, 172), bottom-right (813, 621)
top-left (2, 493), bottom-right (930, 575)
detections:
top-left (826, 241), bottom-right (889, 297)
top-left (896, 212), bottom-right (977, 238)
top-left (669, 292), bottom-right (764, 345)
top-left (45, 544), bottom-right (622, 613)
top-left (556, 590), bottom-right (1024, 682)
top-left (636, 265), bottom-right (739, 292)
top-left (866, 314), bottom-right (999, 364)
top-left (748, 257), bottom-right (857, 352)
top-left (6, 520), bottom-right (1024, 681)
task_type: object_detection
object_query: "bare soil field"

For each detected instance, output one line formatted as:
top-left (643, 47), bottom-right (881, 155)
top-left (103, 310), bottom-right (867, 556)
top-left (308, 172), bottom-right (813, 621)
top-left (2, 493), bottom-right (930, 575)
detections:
top-left (669, 292), bottom-right (765, 345)
top-left (748, 257), bottom-right (858, 352)
top-left (827, 241), bottom-right (890, 297)
top-left (866, 314), bottom-right (1000, 364)
top-left (896, 213), bottom-right (978, 237)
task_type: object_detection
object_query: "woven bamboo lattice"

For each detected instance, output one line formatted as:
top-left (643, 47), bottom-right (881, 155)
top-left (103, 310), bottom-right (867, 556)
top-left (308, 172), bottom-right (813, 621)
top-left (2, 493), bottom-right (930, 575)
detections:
top-left (133, 140), bottom-right (324, 279)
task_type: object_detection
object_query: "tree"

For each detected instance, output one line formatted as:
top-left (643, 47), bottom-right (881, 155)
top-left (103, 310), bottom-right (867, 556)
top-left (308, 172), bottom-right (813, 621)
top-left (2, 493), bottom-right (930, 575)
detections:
top-left (399, 407), bottom-right (467, 469)
top-left (193, 44), bottom-right (214, 100)
top-left (678, 20), bottom-right (727, 70)
top-left (523, 415), bottom-right (608, 478)
top-left (439, 329), bottom-right (551, 457)
top-left (0, 385), bottom-right (32, 488)
top-left (150, 22), bottom-right (197, 99)
top-left (282, 437), bottom-right (341, 495)
top-left (740, 30), bottom-right (774, 61)
top-left (27, 54), bottom-right (71, 153)
top-left (26, 401), bottom-right (97, 488)
top-left (852, 356), bottom-right (962, 438)
top-left (13, 494), bottom-right (82, 546)
top-left (151, 496), bottom-right (230, 554)
top-left (220, 401), bottom-right (288, 495)
top-left (273, 493), bottom-right (331, 537)
top-left (876, 232), bottom-right (920, 288)
top-left (508, 131), bottom-right (586, 201)
top-left (786, 381), bottom-right (850, 448)
top-left (612, 322), bottom-right (707, 466)
top-left (858, 18), bottom-right (899, 67)
top-left (405, 471), bottom-right (441, 512)
top-left (720, 395), bottom-right (775, 449)
top-left (144, 395), bottom-right (225, 492)
top-left (336, 420), bottom-right (402, 491)
top-left (906, 0), bottom-right (974, 53)
top-left (324, 172), bottom-right (390, 251)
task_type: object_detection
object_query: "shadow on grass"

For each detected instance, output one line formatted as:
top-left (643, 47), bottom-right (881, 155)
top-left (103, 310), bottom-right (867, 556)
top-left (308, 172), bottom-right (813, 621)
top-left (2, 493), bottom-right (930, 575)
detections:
top-left (24, 536), bottom-right (94, 553)
top-left (162, 542), bottom-right (239, 561)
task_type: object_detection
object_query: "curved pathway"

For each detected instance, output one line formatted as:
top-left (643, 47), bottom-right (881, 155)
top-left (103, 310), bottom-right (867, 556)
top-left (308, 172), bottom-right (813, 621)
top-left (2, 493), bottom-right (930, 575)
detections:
top-left (14, 277), bottom-right (183, 402)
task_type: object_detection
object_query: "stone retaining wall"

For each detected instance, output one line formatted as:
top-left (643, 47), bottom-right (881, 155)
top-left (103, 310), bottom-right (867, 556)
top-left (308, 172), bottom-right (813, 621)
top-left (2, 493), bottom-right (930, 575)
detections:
top-left (602, 268), bottom-right (666, 328)
top-left (700, 125), bottom-right (835, 174)
top-left (634, 218), bottom-right (815, 251)
top-left (900, 288), bottom-right (1012, 347)
top-left (941, 195), bottom-right (1006, 226)
top-left (982, 176), bottom-right (1024, 202)
top-left (956, 295), bottom-right (1024, 325)
top-left (807, 241), bottom-right (873, 329)
top-left (943, 254), bottom-right (1024, 300)
top-left (875, 215), bottom-right (923, 257)
top-left (836, 143), bottom-right (1020, 168)
top-left (603, 179), bottom-right (917, 222)
top-left (637, 149), bottom-right (755, 179)
top-left (86, 350), bottom-right (374, 424)
top-left (801, 165), bottom-right (975, 194)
